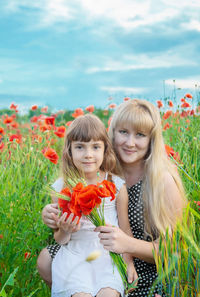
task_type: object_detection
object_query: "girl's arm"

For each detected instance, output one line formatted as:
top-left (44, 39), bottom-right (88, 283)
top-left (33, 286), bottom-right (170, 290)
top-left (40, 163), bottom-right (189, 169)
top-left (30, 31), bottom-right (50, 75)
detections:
top-left (54, 213), bottom-right (81, 245)
top-left (96, 173), bottom-right (184, 263)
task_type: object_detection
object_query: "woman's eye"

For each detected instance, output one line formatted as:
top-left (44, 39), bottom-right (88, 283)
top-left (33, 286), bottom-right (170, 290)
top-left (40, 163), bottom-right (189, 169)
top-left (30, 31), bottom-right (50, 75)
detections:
top-left (119, 130), bottom-right (127, 134)
top-left (137, 132), bottom-right (145, 137)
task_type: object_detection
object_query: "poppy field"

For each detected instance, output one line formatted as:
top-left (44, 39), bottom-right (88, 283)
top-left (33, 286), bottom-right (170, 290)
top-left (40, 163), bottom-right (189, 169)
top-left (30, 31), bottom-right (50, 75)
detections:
top-left (0, 96), bottom-right (200, 296)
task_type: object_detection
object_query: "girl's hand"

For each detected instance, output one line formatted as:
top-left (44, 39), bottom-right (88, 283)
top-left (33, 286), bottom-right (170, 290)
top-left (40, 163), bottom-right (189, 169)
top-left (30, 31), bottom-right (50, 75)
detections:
top-left (42, 203), bottom-right (60, 229)
top-left (57, 213), bottom-right (81, 234)
top-left (95, 225), bottom-right (130, 254)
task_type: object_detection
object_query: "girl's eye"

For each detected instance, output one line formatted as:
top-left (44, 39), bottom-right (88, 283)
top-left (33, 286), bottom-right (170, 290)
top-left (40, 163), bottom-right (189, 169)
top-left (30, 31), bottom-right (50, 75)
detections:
top-left (75, 145), bottom-right (83, 149)
top-left (94, 145), bottom-right (100, 149)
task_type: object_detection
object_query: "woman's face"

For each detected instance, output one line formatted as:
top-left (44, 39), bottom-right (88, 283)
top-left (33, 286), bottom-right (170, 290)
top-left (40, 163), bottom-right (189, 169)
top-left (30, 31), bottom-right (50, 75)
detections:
top-left (113, 125), bottom-right (151, 165)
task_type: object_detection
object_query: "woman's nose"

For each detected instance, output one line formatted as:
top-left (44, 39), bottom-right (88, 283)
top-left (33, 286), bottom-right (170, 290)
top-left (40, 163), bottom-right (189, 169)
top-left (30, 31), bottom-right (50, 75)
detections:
top-left (126, 134), bottom-right (135, 146)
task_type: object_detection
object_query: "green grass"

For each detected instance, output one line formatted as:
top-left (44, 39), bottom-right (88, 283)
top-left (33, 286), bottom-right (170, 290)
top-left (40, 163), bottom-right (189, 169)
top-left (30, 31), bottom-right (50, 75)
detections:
top-left (0, 104), bottom-right (199, 296)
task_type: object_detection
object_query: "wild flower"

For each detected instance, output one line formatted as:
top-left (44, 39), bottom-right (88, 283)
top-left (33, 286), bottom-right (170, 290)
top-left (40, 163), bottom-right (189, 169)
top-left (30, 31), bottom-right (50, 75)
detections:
top-left (42, 147), bottom-right (59, 164)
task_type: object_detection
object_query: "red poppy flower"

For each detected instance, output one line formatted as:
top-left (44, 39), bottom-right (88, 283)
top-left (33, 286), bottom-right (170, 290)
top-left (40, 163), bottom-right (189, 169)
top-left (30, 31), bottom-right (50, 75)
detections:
top-left (0, 127), bottom-right (4, 135)
top-left (45, 116), bottom-right (55, 126)
top-left (98, 180), bottom-right (116, 201)
top-left (66, 121), bottom-right (72, 126)
top-left (72, 108), bottom-right (84, 118)
top-left (9, 134), bottom-right (22, 144)
top-left (41, 106), bottom-right (48, 113)
top-left (163, 123), bottom-right (170, 130)
top-left (185, 93), bottom-right (192, 99)
top-left (11, 122), bottom-right (19, 129)
top-left (108, 103), bottom-right (117, 109)
top-left (194, 201), bottom-right (200, 211)
top-left (74, 185), bottom-right (101, 216)
top-left (0, 234), bottom-right (3, 239)
top-left (180, 98), bottom-right (185, 103)
top-left (163, 110), bottom-right (172, 120)
top-left (85, 105), bottom-right (94, 113)
top-left (40, 124), bottom-right (52, 132)
top-left (0, 142), bottom-right (4, 151)
top-left (180, 110), bottom-right (188, 118)
top-left (10, 103), bottom-right (18, 110)
top-left (42, 147), bottom-right (59, 164)
top-left (165, 144), bottom-right (175, 157)
top-left (157, 100), bottom-right (163, 108)
top-left (30, 116), bottom-right (39, 123)
top-left (24, 252), bottom-right (31, 260)
top-left (31, 105), bottom-right (38, 110)
top-left (168, 100), bottom-right (173, 107)
top-left (3, 116), bottom-right (13, 124)
top-left (181, 102), bottom-right (191, 108)
top-left (124, 97), bottom-right (130, 101)
top-left (190, 109), bottom-right (195, 116)
top-left (54, 126), bottom-right (66, 138)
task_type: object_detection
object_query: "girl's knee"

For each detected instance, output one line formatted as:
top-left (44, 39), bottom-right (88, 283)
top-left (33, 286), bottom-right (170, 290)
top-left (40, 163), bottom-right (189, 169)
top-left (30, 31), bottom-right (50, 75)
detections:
top-left (37, 247), bottom-right (52, 271)
top-left (96, 288), bottom-right (120, 297)
top-left (72, 293), bottom-right (92, 297)
top-left (37, 248), bottom-right (52, 287)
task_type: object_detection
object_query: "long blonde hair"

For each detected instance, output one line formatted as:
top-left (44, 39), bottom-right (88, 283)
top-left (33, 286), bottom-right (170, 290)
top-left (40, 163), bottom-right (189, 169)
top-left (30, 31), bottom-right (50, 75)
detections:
top-left (62, 114), bottom-right (117, 179)
top-left (109, 99), bottom-right (186, 236)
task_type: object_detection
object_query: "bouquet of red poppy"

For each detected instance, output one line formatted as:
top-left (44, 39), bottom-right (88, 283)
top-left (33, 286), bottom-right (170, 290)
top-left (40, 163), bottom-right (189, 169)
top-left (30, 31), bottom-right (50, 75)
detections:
top-left (50, 176), bottom-right (137, 294)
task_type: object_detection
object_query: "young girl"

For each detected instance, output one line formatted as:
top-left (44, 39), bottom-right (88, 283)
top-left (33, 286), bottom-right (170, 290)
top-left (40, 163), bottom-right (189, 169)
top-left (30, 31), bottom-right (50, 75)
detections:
top-left (49, 114), bottom-right (137, 297)
top-left (95, 99), bottom-right (186, 296)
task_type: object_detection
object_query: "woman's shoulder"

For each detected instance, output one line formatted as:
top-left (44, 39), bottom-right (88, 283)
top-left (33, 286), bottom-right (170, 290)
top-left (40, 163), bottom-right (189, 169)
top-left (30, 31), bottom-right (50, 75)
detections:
top-left (51, 177), bottom-right (64, 192)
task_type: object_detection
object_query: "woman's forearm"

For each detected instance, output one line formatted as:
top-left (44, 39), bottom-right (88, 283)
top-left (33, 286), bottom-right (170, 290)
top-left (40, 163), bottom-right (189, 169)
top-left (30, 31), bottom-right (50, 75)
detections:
top-left (125, 235), bottom-right (158, 264)
top-left (54, 229), bottom-right (71, 245)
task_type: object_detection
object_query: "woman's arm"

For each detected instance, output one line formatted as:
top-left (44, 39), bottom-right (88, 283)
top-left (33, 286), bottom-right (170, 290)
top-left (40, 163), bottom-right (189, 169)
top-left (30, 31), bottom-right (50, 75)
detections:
top-left (96, 224), bottom-right (158, 264)
top-left (96, 184), bottom-right (157, 263)
top-left (42, 195), bottom-right (60, 229)
top-left (96, 173), bottom-right (184, 263)
top-left (116, 184), bottom-right (138, 283)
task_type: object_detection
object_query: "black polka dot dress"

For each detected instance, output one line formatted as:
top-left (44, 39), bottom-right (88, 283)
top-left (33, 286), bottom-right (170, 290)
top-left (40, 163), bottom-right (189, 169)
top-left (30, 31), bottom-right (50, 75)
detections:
top-left (127, 180), bottom-right (164, 297)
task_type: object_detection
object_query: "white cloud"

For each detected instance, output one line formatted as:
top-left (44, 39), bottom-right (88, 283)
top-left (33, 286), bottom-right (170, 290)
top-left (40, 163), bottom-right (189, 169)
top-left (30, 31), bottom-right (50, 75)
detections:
top-left (101, 86), bottom-right (145, 94)
top-left (182, 20), bottom-right (200, 32)
top-left (2, 0), bottom-right (200, 31)
top-left (86, 50), bottom-right (198, 74)
top-left (165, 77), bottom-right (200, 89)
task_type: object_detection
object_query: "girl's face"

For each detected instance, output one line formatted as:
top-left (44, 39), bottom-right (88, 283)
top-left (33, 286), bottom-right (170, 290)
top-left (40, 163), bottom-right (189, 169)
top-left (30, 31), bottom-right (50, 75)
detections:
top-left (114, 125), bottom-right (151, 166)
top-left (71, 140), bottom-right (105, 177)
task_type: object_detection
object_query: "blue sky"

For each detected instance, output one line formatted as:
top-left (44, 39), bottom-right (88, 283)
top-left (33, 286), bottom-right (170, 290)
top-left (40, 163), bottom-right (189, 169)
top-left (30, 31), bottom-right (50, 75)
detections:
top-left (0, 0), bottom-right (200, 112)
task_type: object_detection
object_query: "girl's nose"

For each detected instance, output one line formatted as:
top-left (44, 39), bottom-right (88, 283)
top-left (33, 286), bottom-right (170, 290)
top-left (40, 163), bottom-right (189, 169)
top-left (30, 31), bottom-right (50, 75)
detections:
top-left (85, 148), bottom-right (93, 158)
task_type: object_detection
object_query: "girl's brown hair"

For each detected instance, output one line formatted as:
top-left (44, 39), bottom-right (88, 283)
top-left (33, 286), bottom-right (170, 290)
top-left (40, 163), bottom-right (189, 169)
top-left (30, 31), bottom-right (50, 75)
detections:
top-left (62, 114), bottom-right (117, 178)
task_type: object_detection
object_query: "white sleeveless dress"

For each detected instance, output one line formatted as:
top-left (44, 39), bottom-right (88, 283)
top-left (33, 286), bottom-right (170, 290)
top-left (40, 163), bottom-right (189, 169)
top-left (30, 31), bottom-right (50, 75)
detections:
top-left (51, 174), bottom-right (125, 297)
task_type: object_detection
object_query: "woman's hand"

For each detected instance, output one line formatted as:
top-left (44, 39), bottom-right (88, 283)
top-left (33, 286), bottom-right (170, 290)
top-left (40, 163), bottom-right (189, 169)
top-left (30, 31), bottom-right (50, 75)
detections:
top-left (94, 225), bottom-right (131, 254)
top-left (56, 213), bottom-right (81, 234)
top-left (126, 261), bottom-right (138, 292)
top-left (42, 203), bottom-right (60, 229)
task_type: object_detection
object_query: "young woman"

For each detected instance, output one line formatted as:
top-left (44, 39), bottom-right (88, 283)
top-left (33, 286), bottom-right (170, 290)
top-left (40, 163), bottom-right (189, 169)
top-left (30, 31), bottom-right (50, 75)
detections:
top-left (95, 99), bottom-right (186, 296)
top-left (38, 100), bottom-right (186, 296)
